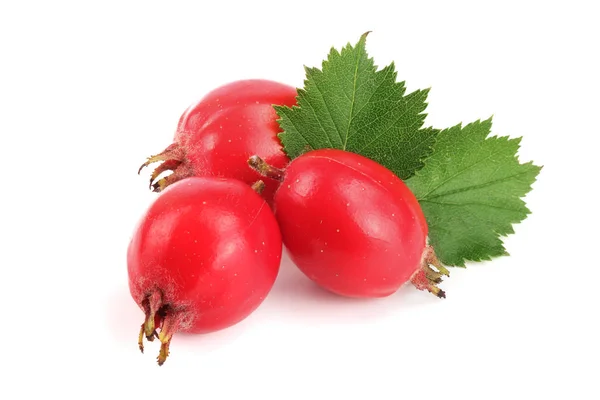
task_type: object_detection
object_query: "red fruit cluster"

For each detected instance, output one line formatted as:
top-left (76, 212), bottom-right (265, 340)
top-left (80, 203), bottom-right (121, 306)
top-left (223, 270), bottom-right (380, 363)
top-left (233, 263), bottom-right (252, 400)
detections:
top-left (128, 80), bottom-right (447, 366)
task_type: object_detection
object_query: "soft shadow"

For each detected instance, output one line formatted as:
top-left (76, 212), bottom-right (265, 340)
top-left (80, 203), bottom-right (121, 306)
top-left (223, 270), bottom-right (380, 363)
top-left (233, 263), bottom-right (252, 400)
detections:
top-left (107, 250), bottom-right (446, 351)
top-left (106, 285), bottom-right (145, 344)
top-left (264, 249), bottom-right (442, 324)
top-left (170, 321), bottom-right (247, 354)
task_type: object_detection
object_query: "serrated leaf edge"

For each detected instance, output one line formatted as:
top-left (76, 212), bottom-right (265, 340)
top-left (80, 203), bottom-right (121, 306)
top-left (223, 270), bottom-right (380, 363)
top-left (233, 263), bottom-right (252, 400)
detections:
top-left (409, 116), bottom-right (543, 267)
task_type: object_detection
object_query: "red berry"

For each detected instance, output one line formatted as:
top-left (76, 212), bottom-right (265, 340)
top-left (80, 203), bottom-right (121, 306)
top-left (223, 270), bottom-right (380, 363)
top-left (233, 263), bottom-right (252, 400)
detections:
top-left (139, 79), bottom-right (298, 204)
top-left (127, 177), bottom-right (282, 365)
top-left (249, 149), bottom-right (448, 299)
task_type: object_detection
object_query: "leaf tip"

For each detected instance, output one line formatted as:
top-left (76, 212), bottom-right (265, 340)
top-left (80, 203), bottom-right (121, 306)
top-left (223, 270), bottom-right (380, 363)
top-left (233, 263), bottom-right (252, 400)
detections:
top-left (271, 103), bottom-right (286, 113)
top-left (360, 30), bottom-right (372, 42)
top-left (482, 115), bottom-right (494, 128)
top-left (353, 31), bottom-right (372, 52)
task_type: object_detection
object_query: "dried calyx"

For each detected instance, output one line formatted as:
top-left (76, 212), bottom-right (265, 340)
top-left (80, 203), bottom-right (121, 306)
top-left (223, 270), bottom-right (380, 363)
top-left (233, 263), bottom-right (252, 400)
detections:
top-left (410, 246), bottom-right (449, 298)
top-left (137, 289), bottom-right (187, 366)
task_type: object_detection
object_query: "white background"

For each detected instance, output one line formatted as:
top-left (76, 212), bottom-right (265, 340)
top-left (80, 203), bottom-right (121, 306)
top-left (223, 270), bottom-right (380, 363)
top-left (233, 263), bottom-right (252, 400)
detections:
top-left (1, 0), bottom-right (598, 399)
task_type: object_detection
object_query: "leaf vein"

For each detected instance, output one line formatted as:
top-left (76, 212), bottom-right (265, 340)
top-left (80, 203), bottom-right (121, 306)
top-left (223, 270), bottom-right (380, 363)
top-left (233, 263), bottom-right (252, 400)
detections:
top-left (420, 199), bottom-right (525, 213)
top-left (356, 95), bottom-right (423, 153)
top-left (343, 46), bottom-right (362, 150)
top-left (423, 168), bottom-right (534, 201)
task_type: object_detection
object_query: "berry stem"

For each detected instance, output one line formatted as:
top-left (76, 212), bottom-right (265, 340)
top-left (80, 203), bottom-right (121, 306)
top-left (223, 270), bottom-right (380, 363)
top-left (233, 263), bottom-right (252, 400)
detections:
top-left (251, 180), bottom-right (266, 194)
top-left (248, 155), bottom-right (285, 181)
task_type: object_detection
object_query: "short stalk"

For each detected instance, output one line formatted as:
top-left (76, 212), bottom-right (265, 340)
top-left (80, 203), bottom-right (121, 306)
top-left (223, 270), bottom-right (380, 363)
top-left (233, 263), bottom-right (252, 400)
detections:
top-left (251, 180), bottom-right (266, 194)
top-left (247, 155), bottom-right (285, 181)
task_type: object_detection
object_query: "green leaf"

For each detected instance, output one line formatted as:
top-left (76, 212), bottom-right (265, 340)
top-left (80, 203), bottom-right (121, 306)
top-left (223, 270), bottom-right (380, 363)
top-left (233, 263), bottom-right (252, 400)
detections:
top-left (275, 32), bottom-right (437, 180)
top-left (406, 118), bottom-right (542, 267)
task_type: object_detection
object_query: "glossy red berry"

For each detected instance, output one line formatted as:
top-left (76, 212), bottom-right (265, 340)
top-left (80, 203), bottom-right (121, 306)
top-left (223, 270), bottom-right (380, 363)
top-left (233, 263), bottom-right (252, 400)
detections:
top-left (127, 177), bottom-right (282, 365)
top-left (249, 149), bottom-right (448, 299)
